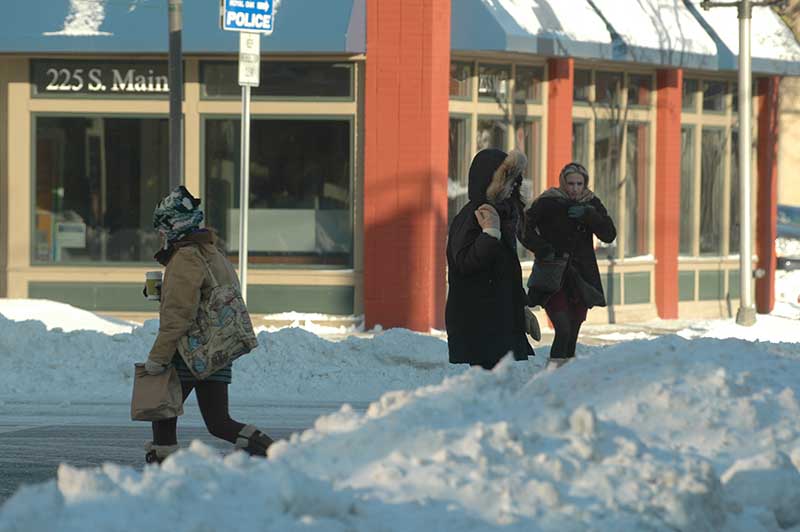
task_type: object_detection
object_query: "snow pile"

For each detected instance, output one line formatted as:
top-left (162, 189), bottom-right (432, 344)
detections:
top-left (3, 335), bottom-right (800, 530)
top-left (44, 0), bottom-right (111, 36)
top-left (777, 237), bottom-right (800, 257)
top-left (0, 299), bottom-right (135, 334)
top-left (0, 313), bottom-right (472, 404)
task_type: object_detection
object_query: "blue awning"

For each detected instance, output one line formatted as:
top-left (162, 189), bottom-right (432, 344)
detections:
top-left (1, 0), bottom-right (365, 54)
top-left (452, 0), bottom-right (800, 76)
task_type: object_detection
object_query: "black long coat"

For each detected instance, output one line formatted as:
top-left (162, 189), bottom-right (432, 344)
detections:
top-left (445, 149), bottom-right (533, 368)
top-left (521, 195), bottom-right (617, 308)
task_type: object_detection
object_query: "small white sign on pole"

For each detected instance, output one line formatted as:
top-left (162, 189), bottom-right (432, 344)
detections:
top-left (238, 32), bottom-right (261, 86)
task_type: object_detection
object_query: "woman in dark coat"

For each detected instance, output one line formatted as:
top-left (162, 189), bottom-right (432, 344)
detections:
top-left (446, 148), bottom-right (534, 370)
top-left (521, 162), bottom-right (616, 367)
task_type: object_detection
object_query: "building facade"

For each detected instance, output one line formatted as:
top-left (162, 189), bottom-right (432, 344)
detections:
top-left (1, 0), bottom-right (798, 330)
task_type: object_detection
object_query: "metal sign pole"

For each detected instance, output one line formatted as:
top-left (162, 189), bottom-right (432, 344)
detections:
top-left (736, 0), bottom-right (757, 326)
top-left (238, 83), bottom-right (251, 303)
top-left (168, 0), bottom-right (183, 189)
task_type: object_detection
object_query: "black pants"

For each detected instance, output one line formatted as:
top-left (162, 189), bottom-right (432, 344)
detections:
top-left (152, 380), bottom-right (245, 446)
top-left (547, 311), bottom-right (583, 359)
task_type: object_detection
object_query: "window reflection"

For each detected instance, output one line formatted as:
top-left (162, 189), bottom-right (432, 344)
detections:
top-left (595, 71), bottom-right (623, 105)
top-left (572, 121), bottom-right (589, 168)
top-left (34, 116), bottom-right (169, 263)
top-left (450, 61), bottom-right (472, 99)
top-left (679, 126), bottom-right (695, 255)
top-left (202, 61), bottom-right (353, 99)
top-left (627, 74), bottom-right (651, 106)
top-left (729, 129), bottom-right (740, 254)
top-left (625, 123), bottom-right (649, 257)
top-left (700, 128), bottom-right (726, 255)
top-left (594, 120), bottom-right (621, 258)
top-left (683, 79), bottom-right (698, 111)
top-left (514, 66), bottom-right (543, 103)
top-left (703, 81), bottom-right (726, 112)
top-left (478, 64), bottom-right (510, 101)
top-left (204, 119), bottom-right (352, 267)
top-left (574, 69), bottom-right (591, 102)
top-left (477, 118), bottom-right (507, 151)
top-left (448, 117), bottom-right (469, 226)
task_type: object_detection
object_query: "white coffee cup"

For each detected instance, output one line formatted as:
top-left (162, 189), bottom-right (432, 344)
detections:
top-left (145, 271), bottom-right (163, 301)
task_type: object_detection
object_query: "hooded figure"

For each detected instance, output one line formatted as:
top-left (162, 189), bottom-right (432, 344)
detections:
top-left (521, 162), bottom-right (616, 365)
top-left (143, 186), bottom-right (273, 464)
top-left (445, 148), bottom-right (534, 369)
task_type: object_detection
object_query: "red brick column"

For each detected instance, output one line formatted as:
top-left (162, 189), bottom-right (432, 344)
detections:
top-left (654, 68), bottom-right (682, 319)
top-left (547, 58), bottom-right (574, 187)
top-left (363, 0), bottom-right (450, 331)
top-left (756, 76), bottom-right (780, 314)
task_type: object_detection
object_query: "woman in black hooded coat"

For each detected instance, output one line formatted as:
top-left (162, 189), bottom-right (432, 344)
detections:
top-left (521, 162), bottom-right (616, 367)
top-left (445, 148), bottom-right (534, 370)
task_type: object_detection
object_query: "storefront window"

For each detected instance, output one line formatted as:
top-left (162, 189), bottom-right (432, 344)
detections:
top-left (204, 118), bottom-right (352, 267)
top-left (679, 126), bottom-right (695, 255)
top-left (202, 61), bottom-right (353, 99)
top-left (574, 69), bottom-right (591, 103)
top-left (34, 116), bottom-right (169, 264)
top-left (627, 74), bottom-right (651, 106)
top-left (448, 117), bottom-right (469, 226)
top-left (729, 129), bottom-right (740, 254)
top-left (477, 117), bottom-right (507, 151)
top-left (450, 61), bottom-right (473, 99)
top-left (594, 120), bottom-right (621, 258)
top-left (514, 66), bottom-right (543, 103)
top-left (478, 64), bottom-right (510, 101)
top-left (700, 128), bottom-right (726, 255)
top-left (625, 123), bottom-right (649, 257)
top-left (595, 71), bottom-right (623, 105)
top-left (683, 79), bottom-right (698, 111)
top-left (515, 119), bottom-right (542, 260)
top-left (703, 81), bottom-right (726, 113)
top-left (572, 121), bottom-right (589, 167)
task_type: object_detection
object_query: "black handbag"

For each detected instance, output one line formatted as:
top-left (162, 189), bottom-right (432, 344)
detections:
top-left (528, 256), bottom-right (568, 293)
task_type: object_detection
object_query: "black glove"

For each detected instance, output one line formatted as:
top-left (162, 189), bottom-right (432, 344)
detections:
top-left (567, 204), bottom-right (596, 221)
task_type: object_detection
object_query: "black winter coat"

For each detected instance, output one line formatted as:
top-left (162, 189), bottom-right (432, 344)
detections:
top-left (445, 149), bottom-right (533, 368)
top-left (521, 195), bottom-right (617, 308)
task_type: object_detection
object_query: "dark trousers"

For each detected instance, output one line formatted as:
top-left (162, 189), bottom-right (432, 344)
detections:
top-left (546, 310), bottom-right (584, 359)
top-left (152, 380), bottom-right (245, 446)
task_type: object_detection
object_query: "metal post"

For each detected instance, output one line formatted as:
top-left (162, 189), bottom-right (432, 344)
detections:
top-left (700, 0), bottom-right (786, 326)
top-left (736, 0), bottom-right (757, 325)
top-left (168, 0), bottom-right (183, 189)
top-left (238, 85), bottom-right (251, 302)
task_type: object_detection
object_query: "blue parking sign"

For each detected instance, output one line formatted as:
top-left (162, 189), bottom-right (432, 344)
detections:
top-left (221, 0), bottom-right (275, 34)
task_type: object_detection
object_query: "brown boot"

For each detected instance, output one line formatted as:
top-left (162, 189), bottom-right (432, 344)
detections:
top-left (234, 425), bottom-right (273, 457)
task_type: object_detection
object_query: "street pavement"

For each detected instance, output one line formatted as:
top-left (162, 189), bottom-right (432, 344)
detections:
top-left (0, 401), bottom-right (367, 505)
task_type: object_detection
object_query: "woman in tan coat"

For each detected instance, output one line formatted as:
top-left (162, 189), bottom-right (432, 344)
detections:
top-left (143, 186), bottom-right (272, 464)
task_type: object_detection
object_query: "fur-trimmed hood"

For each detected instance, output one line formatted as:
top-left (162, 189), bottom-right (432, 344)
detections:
top-left (467, 148), bottom-right (527, 204)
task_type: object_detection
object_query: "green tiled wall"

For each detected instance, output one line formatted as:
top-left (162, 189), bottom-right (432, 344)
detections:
top-left (623, 272), bottom-right (650, 304)
top-left (698, 270), bottom-right (724, 301)
top-left (679, 271), bottom-right (695, 301)
top-left (728, 270), bottom-right (740, 299)
top-left (29, 282), bottom-right (355, 315)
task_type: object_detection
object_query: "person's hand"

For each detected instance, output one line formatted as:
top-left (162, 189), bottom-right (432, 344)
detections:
top-left (144, 359), bottom-right (168, 376)
top-left (475, 204), bottom-right (500, 231)
top-left (567, 205), bottom-right (596, 220)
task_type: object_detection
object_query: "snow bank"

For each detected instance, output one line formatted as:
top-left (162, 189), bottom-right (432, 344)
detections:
top-left (3, 335), bottom-right (800, 531)
top-left (0, 313), bottom-right (476, 405)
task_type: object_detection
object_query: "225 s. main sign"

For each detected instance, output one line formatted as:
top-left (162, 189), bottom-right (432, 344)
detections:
top-left (31, 60), bottom-right (171, 98)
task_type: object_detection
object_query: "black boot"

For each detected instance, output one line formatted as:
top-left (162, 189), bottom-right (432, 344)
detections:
top-left (235, 425), bottom-right (273, 457)
top-left (144, 441), bottom-right (178, 464)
